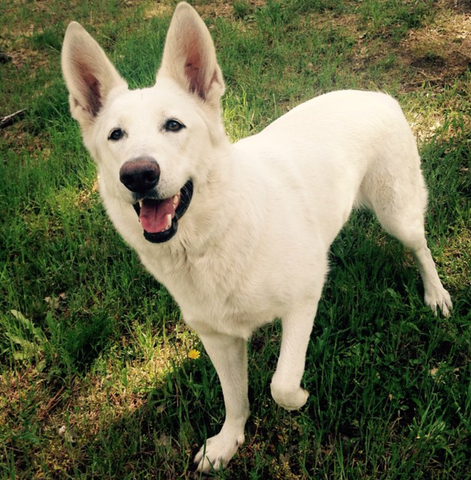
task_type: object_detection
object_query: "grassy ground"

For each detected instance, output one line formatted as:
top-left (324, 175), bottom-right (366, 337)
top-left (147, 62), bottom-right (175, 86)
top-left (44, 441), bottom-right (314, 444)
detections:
top-left (1, 0), bottom-right (470, 478)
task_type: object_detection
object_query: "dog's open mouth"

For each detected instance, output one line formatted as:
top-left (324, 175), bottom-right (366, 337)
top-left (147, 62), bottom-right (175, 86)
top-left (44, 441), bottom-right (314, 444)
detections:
top-left (133, 180), bottom-right (193, 243)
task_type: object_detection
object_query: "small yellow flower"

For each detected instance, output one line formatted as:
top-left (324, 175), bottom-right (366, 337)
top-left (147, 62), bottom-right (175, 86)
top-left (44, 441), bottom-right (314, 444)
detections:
top-left (188, 349), bottom-right (201, 360)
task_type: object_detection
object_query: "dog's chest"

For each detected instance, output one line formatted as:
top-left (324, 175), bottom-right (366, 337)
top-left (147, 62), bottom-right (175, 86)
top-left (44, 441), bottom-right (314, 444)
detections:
top-left (141, 247), bottom-right (279, 338)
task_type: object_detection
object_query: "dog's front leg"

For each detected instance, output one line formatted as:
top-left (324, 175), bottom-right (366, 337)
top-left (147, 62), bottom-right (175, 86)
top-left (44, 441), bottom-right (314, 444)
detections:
top-left (194, 333), bottom-right (249, 472)
top-left (271, 301), bottom-right (319, 411)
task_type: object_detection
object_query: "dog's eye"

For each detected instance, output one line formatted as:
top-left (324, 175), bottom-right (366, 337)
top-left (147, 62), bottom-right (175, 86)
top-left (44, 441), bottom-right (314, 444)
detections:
top-left (108, 128), bottom-right (125, 141)
top-left (164, 119), bottom-right (185, 132)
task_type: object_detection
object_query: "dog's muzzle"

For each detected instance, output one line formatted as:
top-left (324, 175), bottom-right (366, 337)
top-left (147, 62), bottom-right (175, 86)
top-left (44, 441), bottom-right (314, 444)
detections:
top-left (119, 157), bottom-right (193, 244)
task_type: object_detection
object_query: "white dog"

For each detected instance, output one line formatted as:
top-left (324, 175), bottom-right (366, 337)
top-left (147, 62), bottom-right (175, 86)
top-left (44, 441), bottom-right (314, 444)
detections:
top-left (62, 2), bottom-right (452, 472)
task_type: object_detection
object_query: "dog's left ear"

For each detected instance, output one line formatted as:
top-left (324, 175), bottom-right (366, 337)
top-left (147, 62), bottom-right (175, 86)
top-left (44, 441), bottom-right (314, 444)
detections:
top-left (157, 2), bottom-right (225, 108)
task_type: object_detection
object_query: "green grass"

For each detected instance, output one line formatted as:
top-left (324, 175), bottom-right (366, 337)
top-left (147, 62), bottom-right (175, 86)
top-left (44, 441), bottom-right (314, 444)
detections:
top-left (1, 0), bottom-right (470, 478)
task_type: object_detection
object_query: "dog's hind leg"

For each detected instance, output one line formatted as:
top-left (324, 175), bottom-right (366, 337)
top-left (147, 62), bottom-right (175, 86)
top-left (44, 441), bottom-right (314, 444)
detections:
top-left (412, 241), bottom-right (452, 316)
top-left (381, 214), bottom-right (452, 316)
top-left (271, 296), bottom-right (321, 411)
top-left (362, 163), bottom-right (452, 316)
top-left (194, 333), bottom-right (250, 472)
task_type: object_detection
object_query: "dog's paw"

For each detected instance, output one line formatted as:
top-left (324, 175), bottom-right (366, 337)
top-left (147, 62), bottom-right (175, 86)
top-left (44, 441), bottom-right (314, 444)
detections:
top-left (425, 287), bottom-right (452, 317)
top-left (194, 429), bottom-right (245, 473)
top-left (270, 384), bottom-right (309, 411)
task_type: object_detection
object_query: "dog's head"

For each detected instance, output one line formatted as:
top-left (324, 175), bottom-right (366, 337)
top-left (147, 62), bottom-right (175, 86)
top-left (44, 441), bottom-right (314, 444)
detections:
top-left (62, 2), bottom-right (225, 243)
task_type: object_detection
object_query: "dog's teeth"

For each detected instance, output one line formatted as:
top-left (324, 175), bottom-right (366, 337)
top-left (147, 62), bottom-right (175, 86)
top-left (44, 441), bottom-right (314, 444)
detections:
top-left (139, 200), bottom-right (143, 208)
top-left (173, 195), bottom-right (180, 208)
top-left (166, 213), bottom-right (172, 229)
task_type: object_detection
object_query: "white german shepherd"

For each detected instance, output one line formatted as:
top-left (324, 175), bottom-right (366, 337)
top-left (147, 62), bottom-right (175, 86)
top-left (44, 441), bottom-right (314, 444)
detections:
top-left (62, 2), bottom-right (452, 472)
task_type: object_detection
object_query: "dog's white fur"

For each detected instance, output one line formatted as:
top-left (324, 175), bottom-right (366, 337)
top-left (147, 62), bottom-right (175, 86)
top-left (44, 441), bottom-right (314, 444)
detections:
top-left (62, 2), bottom-right (452, 472)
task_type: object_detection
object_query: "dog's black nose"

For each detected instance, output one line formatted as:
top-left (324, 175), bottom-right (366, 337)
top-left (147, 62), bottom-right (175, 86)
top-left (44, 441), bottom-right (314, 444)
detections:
top-left (120, 157), bottom-right (160, 193)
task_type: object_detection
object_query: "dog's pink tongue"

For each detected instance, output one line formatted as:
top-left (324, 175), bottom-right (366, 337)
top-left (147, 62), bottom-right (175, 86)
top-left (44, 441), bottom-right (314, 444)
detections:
top-left (140, 198), bottom-right (174, 233)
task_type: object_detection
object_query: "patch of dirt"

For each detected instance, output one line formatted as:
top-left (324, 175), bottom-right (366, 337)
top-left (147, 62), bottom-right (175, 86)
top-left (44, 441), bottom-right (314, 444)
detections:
top-left (196, 1), bottom-right (235, 20)
top-left (144, 1), bottom-right (266, 22)
top-left (445, 0), bottom-right (471, 14)
top-left (143, 3), bottom-right (173, 19)
top-left (399, 5), bottom-right (471, 86)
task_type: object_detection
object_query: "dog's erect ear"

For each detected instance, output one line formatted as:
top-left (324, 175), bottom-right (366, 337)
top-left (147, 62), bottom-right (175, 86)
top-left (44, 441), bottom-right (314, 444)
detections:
top-left (157, 2), bottom-right (225, 108)
top-left (62, 22), bottom-right (127, 129)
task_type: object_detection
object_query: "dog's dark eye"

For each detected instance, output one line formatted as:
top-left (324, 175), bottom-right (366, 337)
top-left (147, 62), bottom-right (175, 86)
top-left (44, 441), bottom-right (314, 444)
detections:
top-left (164, 119), bottom-right (185, 132)
top-left (108, 128), bottom-right (125, 141)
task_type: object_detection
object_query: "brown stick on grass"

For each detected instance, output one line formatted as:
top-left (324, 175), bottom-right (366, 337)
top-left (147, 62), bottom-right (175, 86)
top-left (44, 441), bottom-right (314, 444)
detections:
top-left (0, 109), bottom-right (26, 129)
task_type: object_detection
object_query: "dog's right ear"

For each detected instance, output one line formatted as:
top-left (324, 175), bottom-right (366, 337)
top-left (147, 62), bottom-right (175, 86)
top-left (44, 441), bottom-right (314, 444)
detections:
top-left (62, 22), bottom-right (127, 131)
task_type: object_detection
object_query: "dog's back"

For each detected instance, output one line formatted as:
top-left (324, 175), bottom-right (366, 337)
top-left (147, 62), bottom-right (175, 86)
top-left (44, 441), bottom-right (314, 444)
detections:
top-left (233, 90), bottom-right (423, 246)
